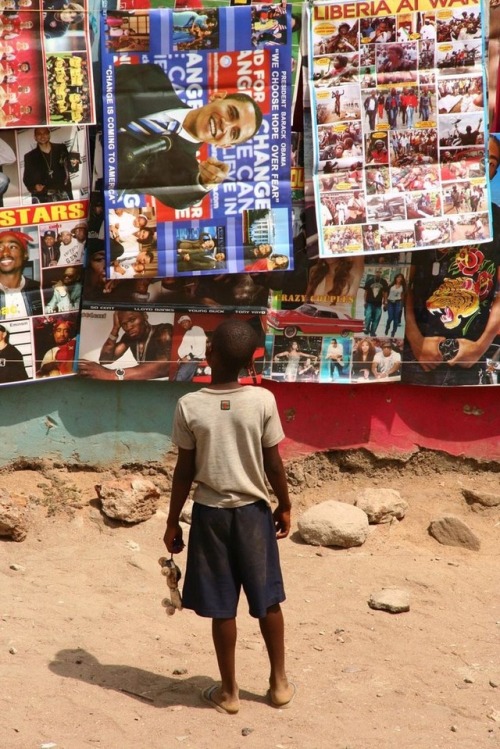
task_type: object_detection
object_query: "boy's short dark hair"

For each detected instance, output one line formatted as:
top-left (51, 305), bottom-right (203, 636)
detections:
top-left (211, 319), bottom-right (258, 370)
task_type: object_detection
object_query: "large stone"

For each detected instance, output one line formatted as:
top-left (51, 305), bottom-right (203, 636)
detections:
top-left (0, 490), bottom-right (29, 541)
top-left (428, 515), bottom-right (480, 551)
top-left (96, 477), bottom-right (160, 523)
top-left (462, 489), bottom-right (500, 509)
top-left (298, 500), bottom-right (369, 548)
top-left (355, 487), bottom-right (408, 524)
top-left (368, 588), bottom-right (410, 614)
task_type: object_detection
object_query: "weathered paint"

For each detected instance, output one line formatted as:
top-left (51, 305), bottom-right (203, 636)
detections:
top-left (0, 378), bottom-right (498, 467)
top-left (264, 381), bottom-right (500, 462)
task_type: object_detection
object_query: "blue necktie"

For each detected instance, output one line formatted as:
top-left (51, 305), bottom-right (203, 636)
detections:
top-left (126, 117), bottom-right (181, 139)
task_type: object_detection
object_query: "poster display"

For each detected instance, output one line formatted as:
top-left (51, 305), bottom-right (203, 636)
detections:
top-left (400, 133), bottom-right (500, 387)
top-left (0, 2), bottom-right (95, 128)
top-left (78, 240), bottom-right (267, 381)
top-left (78, 307), bottom-right (266, 382)
top-left (262, 251), bottom-right (411, 383)
top-left (0, 0), bottom-right (495, 389)
top-left (308, 0), bottom-right (492, 258)
top-left (0, 126), bottom-right (89, 386)
top-left (100, 5), bottom-right (293, 282)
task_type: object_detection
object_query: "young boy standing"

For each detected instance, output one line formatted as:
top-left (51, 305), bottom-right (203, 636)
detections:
top-left (164, 319), bottom-right (294, 714)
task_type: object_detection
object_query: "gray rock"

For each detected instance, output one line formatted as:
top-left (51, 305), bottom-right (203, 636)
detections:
top-left (368, 588), bottom-right (410, 613)
top-left (355, 488), bottom-right (408, 524)
top-left (428, 515), bottom-right (480, 551)
top-left (298, 500), bottom-right (369, 548)
top-left (96, 477), bottom-right (160, 523)
top-left (462, 489), bottom-right (500, 508)
top-left (0, 490), bottom-right (29, 542)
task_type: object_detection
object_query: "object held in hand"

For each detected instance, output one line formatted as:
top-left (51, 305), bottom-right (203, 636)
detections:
top-left (158, 555), bottom-right (183, 615)
top-left (438, 338), bottom-right (459, 362)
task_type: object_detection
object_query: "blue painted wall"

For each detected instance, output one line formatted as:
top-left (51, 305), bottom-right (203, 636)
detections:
top-left (0, 379), bottom-right (191, 466)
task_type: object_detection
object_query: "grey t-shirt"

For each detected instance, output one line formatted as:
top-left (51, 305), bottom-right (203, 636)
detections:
top-left (172, 386), bottom-right (285, 508)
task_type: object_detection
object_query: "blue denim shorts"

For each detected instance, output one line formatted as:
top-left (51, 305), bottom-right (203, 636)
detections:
top-left (182, 500), bottom-right (286, 619)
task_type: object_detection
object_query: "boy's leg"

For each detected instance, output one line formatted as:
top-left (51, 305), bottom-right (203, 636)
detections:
top-left (209, 617), bottom-right (240, 712)
top-left (259, 603), bottom-right (295, 707)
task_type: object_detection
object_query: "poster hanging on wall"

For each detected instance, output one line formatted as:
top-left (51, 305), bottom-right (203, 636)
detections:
top-left (0, 125), bottom-right (89, 386)
top-left (0, 5), bottom-right (95, 127)
top-left (400, 133), bottom-right (500, 387)
top-left (307, 0), bottom-right (491, 258)
top-left (100, 5), bottom-right (293, 280)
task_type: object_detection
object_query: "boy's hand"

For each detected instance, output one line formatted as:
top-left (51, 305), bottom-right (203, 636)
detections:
top-left (164, 524), bottom-right (185, 554)
top-left (273, 507), bottom-right (291, 539)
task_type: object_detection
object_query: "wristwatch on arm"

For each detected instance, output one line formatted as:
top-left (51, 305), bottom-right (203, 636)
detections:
top-left (115, 368), bottom-right (125, 380)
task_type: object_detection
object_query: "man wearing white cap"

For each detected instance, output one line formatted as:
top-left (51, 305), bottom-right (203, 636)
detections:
top-left (175, 314), bottom-right (206, 381)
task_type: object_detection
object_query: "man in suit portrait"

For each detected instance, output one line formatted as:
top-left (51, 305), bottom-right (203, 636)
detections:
top-left (114, 63), bottom-right (263, 210)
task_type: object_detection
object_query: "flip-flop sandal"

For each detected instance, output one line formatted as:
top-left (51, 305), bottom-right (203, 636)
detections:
top-left (158, 556), bottom-right (183, 613)
top-left (267, 681), bottom-right (296, 709)
top-left (201, 685), bottom-right (239, 715)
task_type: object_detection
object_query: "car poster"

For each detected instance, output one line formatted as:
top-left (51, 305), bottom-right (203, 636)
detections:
top-left (262, 251), bottom-right (411, 383)
top-left (307, 0), bottom-right (492, 258)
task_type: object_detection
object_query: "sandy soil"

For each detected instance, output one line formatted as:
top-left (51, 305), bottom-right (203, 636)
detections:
top-left (1, 451), bottom-right (500, 749)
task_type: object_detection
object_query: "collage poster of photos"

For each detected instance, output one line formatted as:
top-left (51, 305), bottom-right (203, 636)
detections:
top-left (308, 0), bottom-right (492, 257)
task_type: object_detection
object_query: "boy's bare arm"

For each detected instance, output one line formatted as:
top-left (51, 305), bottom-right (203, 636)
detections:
top-left (263, 444), bottom-right (291, 539)
top-left (164, 447), bottom-right (196, 553)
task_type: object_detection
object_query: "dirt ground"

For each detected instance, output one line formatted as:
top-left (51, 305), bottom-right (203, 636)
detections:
top-left (1, 450), bottom-right (500, 749)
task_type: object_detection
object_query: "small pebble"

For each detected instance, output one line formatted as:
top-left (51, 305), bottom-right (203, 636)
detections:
top-left (9, 564), bottom-right (25, 571)
top-left (489, 680), bottom-right (499, 688)
top-left (242, 728), bottom-right (254, 737)
top-left (9, 647), bottom-right (17, 654)
top-left (173, 668), bottom-right (187, 675)
top-left (451, 725), bottom-right (458, 732)
top-left (464, 677), bottom-right (474, 684)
